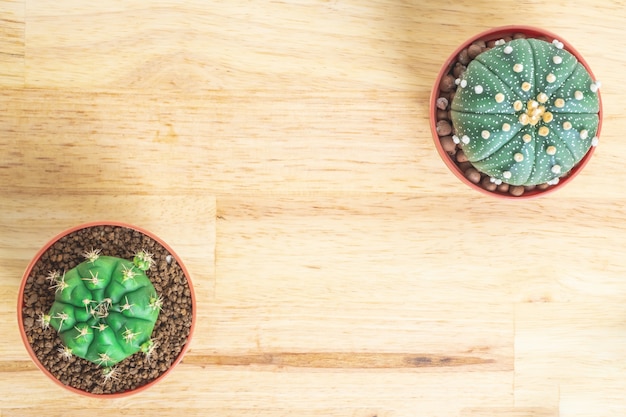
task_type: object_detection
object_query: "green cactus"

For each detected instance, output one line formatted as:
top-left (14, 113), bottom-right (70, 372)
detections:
top-left (451, 38), bottom-right (600, 186)
top-left (47, 249), bottom-right (161, 367)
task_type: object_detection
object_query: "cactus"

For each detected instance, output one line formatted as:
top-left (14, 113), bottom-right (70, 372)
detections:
top-left (450, 38), bottom-right (600, 186)
top-left (46, 249), bottom-right (161, 367)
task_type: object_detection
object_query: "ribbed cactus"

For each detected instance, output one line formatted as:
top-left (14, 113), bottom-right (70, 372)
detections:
top-left (43, 250), bottom-right (162, 368)
top-left (450, 38), bottom-right (600, 186)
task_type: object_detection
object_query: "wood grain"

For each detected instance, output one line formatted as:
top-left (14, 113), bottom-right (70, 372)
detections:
top-left (0, 0), bottom-right (23, 86)
top-left (2, 1), bottom-right (626, 416)
top-left (183, 352), bottom-right (497, 369)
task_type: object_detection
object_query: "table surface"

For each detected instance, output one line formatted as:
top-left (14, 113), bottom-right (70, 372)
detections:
top-left (1, 1), bottom-right (625, 416)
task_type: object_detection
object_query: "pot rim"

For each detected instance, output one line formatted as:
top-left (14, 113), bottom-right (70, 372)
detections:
top-left (429, 25), bottom-right (603, 199)
top-left (17, 220), bottom-right (197, 398)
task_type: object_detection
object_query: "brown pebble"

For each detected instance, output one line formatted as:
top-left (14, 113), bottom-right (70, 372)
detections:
top-left (513, 33), bottom-right (526, 39)
top-left (436, 120), bottom-right (452, 136)
top-left (509, 185), bottom-right (525, 196)
top-left (437, 109), bottom-right (448, 120)
top-left (458, 161), bottom-right (472, 172)
top-left (455, 150), bottom-right (468, 163)
top-left (473, 40), bottom-right (486, 48)
top-left (468, 44), bottom-right (482, 59)
top-left (24, 317), bottom-right (34, 329)
top-left (436, 97), bottom-right (449, 110)
top-left (464, 168), bottom-right (481, 184)
top-left (458, 48), bottom-right (470, 65)
top-left (440, 136), bottom-right (456, 154)
top-left (497, 183), bottom-right (510, 193)
top-left (524, 185), bottom-right (536, 191)
top-left (486, 40), bottom-right (498, 48)
top-left (453, 63), bottom-right (466, 78)
top-left (26, 293), bottom-right (38, 306)
top-left (439, 74), bottom-right (456, 92)
top-left (537, 183), bottom-right (550, 190)
top-left (481, 176), bottom-right (498, 191)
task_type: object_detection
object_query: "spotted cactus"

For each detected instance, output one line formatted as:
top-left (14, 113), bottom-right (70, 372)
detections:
top-left (450, 38), bottom-right (600, 186)
top-left (46, 250), bottom-right (161, 367)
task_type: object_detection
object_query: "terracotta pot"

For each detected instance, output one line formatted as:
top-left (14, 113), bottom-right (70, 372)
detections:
top-left (430, 25), bottom-right (603, 199)
top-left (17, 221), bottom-right (196, 398)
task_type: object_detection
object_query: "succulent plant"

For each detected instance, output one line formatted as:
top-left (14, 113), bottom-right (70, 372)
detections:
top-left (46, 249), bottom-right (161, 367)
top-left (450, 38), bottom-right (600, 186)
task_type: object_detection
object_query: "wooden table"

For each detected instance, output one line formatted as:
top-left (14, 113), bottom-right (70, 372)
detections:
top-left (1, 1), bottom-right (624, 416)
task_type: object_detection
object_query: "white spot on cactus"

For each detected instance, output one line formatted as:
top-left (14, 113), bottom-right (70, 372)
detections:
top-left (474, 85), bottom-right (483, 94)
top-left (563, 121), bottom-right (572, 130)
top-left (495, 93), bottom-right (505, 103)
top-left (455, 78), bottom-right (461, 86)
top-left (579, 129), bottom-right (589, 140)
top-left (490, 177), bottom-right (502, 185)
top-left (481, 130), bottom-right (490, 139)
top-left (503, 45), bottom-right (513, 54)
top-left (591, 136), bottom-right (599, 147)
top-left (546, 146), bottom-right (557, 155)
top-left (552, 39), bottom-right (564, 49)
top-left (574, 90), bottom-right (584, 100)
top-left (460, 79), bottom-right (468, 88)
top-left (461, 135), bottom-right (470, 144)
top-left (513, 63), bottom-right (524, 73)
top-left (523, 134), bottom-right (532, 143)
top-left (590, 81), bottom-right (601, 93)
top-left (452, 135), bottom-right (460, 144)
top-left (554, 98), bottom-right (565, 108)
top-left (551, 164), bottom-right (562, 174)
top-left (514, 153), bottom-right (524, 162)
top-left (502, 171), bottom-right (512, 179)
top-left (546, 73), bottom-right (556, 83)
top-left (502, 123), bottom-right (511, 132)
top-left (553, 55), bottom-right (563, 64)
top-left (547, 178), bottom-right (560, 185)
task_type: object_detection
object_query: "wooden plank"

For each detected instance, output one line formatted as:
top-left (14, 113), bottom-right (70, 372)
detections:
top-left (0, 89), bottom-right (431, 195)
top-left (0, 365), bottom-right (512, 417)
top-left (215, 194), bottom-right (626, 305)
top-left (23, 0), bottom-right (438, 91)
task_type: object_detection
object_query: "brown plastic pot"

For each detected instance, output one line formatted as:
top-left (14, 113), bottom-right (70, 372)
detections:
top-left (17, 221), bottom-right (196, 398)
top-left (430, 25), bottom-right (603, 199)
